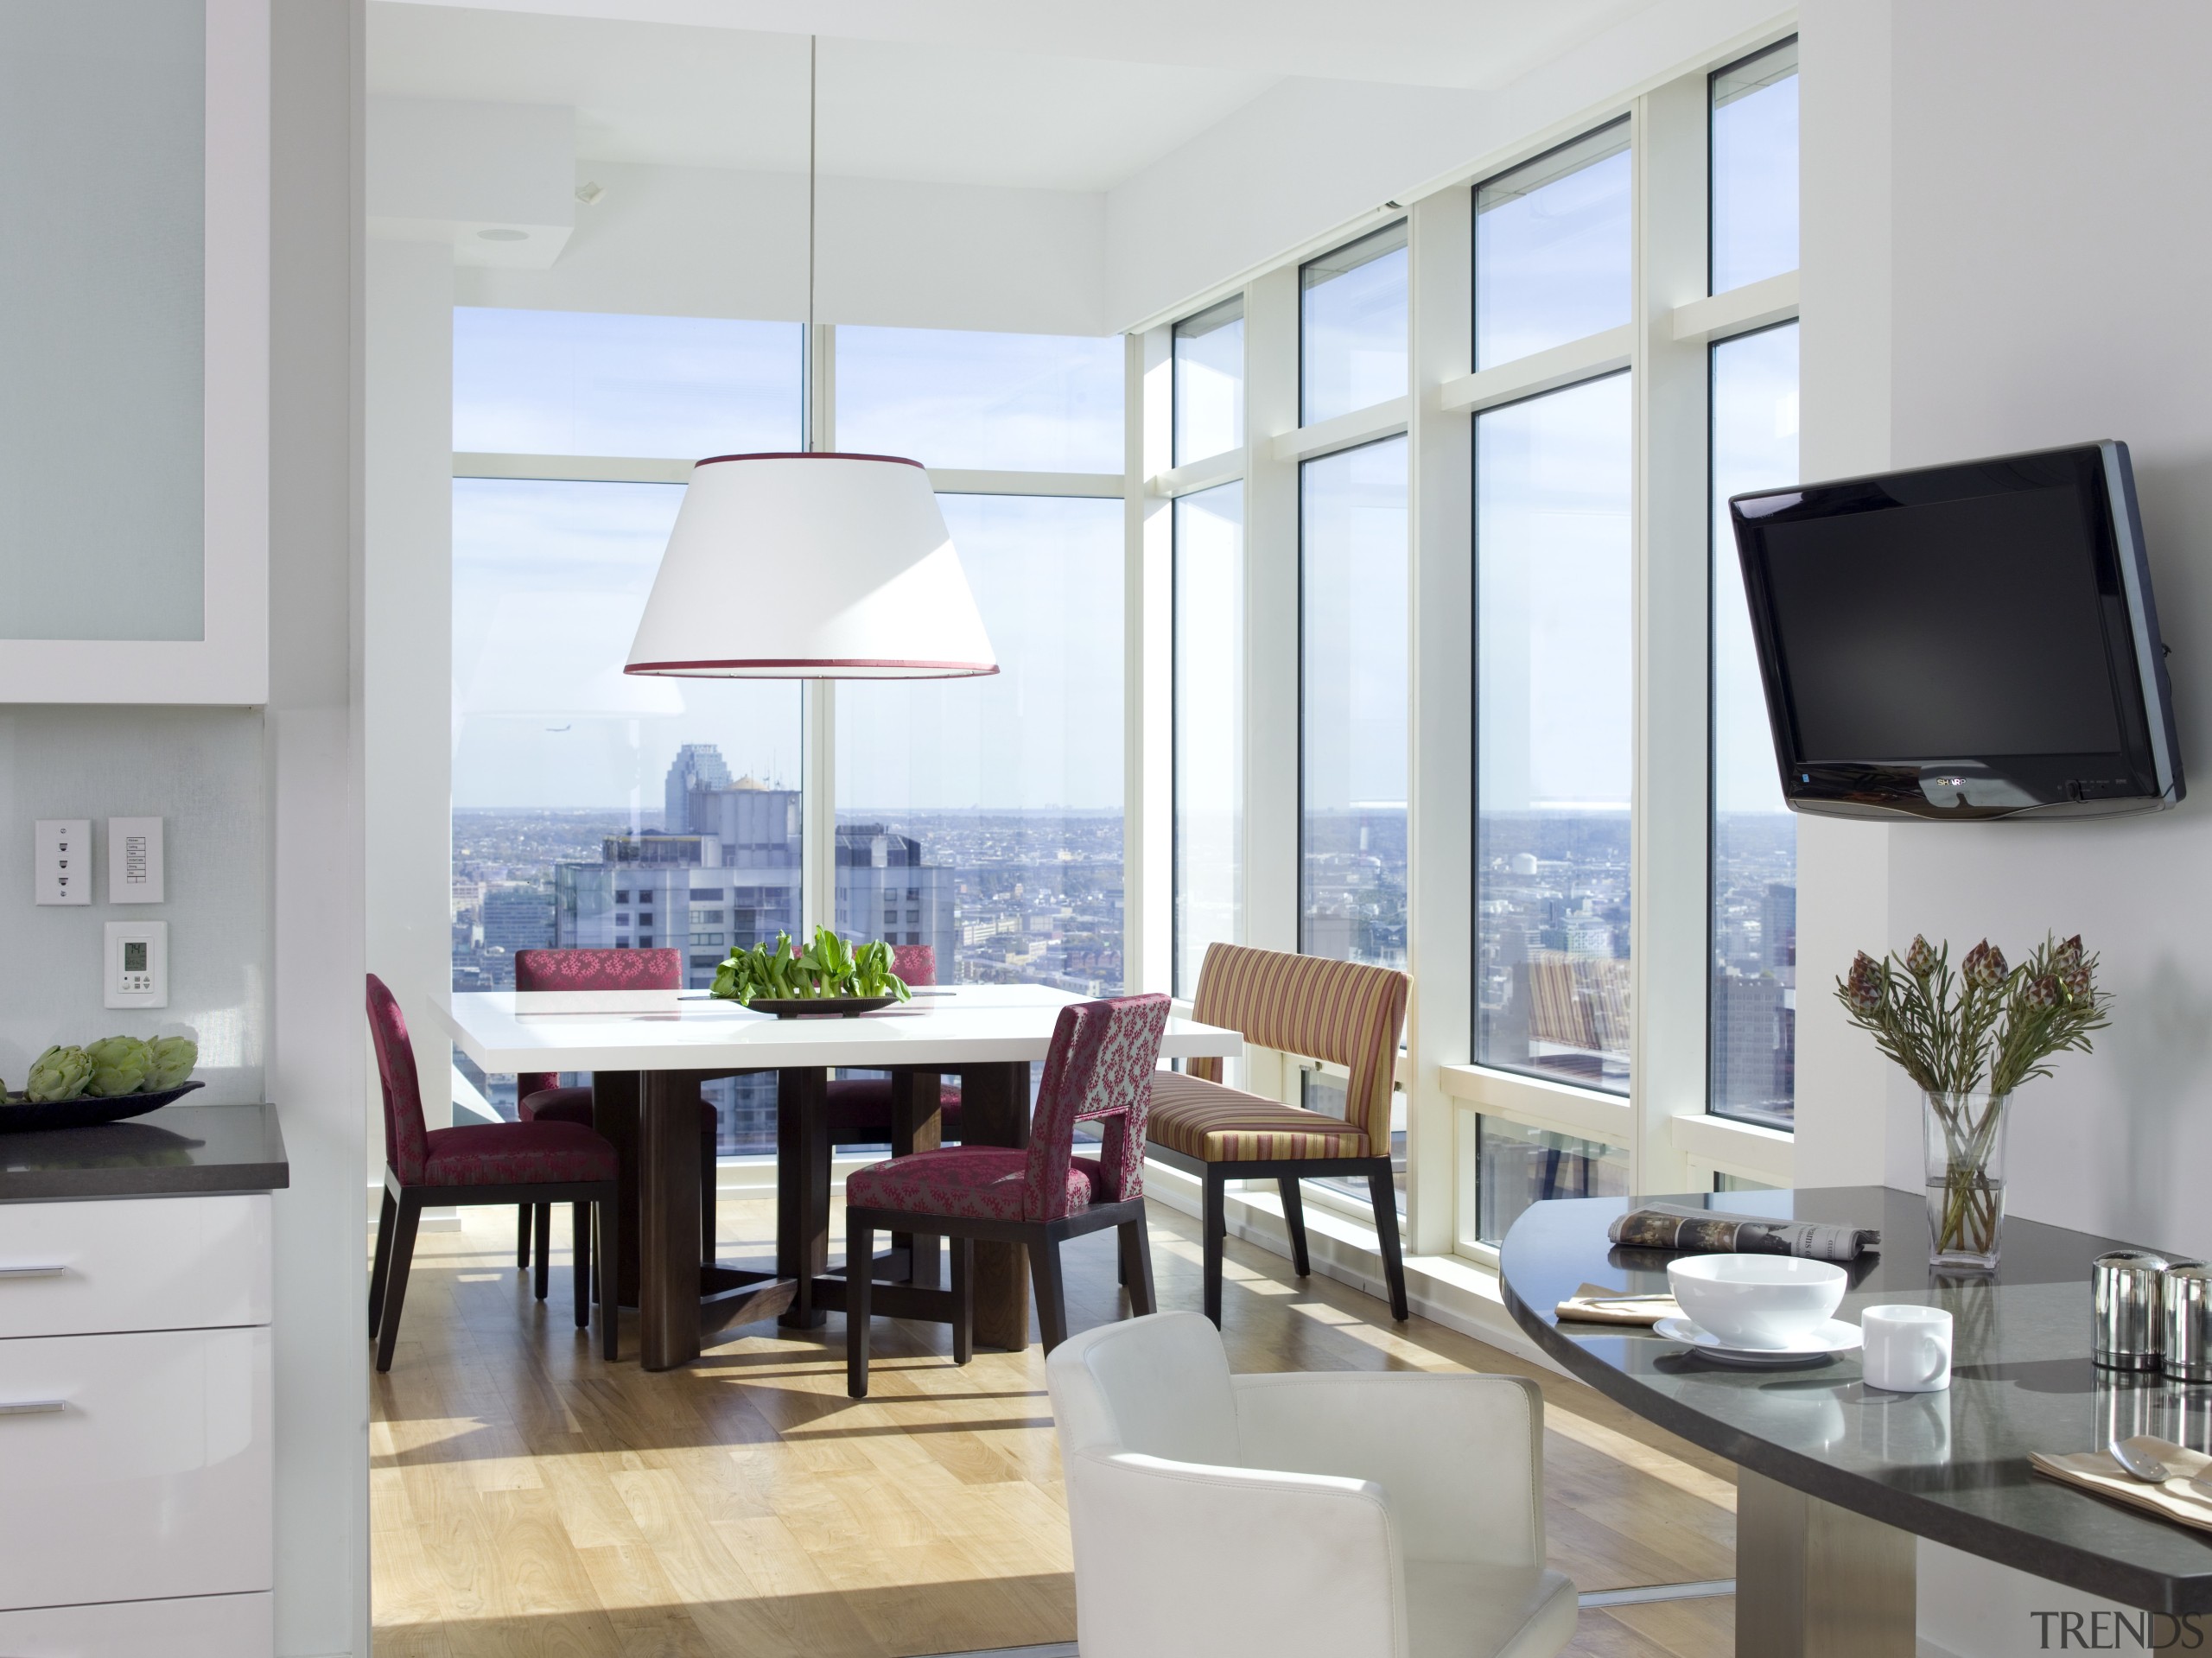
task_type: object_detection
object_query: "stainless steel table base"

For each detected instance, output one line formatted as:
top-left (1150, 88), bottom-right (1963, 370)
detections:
top-left (1738, 1469), bottom-right (1916, 1658)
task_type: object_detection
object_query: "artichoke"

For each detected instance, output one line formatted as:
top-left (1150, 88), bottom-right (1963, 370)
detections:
top-left (85, 1035), bottom-right (151, 1098)
top-left (143, 1036), bottom-right (198, 1092)
top-left (27, 1045), bottom-right (94, 1102)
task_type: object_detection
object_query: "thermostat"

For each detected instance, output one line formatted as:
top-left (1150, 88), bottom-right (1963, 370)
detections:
top-left (105, 921), bottom-right (168, 1010)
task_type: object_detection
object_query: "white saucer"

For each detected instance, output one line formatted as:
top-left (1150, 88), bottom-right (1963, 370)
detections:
top-left (1652, 1316), bottom-right (1865, 1367)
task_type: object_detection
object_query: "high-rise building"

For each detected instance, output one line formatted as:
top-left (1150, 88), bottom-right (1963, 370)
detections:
top-left (1712, 971), bottom-right (1789, 1121)
top-left (480, 883), bottom-right (556, 988)
top-left (1762, 881), bottom-right (1798, 975)
top-left (664, 742), bottom-right (732, 833)
top-left (833, 823), bottom-right (959, 972)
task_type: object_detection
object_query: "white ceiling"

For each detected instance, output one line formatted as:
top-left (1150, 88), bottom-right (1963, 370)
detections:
top-left (368, 5), bottom-right (1283, 192)
top-left (376, 0), bottom-right (1663, 92)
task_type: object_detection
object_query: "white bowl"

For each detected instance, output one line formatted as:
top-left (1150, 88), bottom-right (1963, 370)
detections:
top-left (1667, 1254), bottom-right (1847, 1350)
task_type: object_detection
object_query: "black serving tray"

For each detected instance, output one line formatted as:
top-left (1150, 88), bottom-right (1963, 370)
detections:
top-left (739, 996), bottom-right (899, 1020)
top-left (0, 1079), bottom-right (205, 1134)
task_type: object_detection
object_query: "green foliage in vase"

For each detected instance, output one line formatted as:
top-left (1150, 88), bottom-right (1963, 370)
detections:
top-left (1836, 932), bottom-right (2112, 1097)
top-left (27, 1045), bottom-right (95, 1102)
top-left (710, 925), bottom-right (912, 1007)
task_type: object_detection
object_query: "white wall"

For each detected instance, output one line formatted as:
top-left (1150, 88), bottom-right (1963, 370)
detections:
top-left (1798, 3), bottom-right (2212, 1648)
top-left (269, 1), bottom-right (370, 1653)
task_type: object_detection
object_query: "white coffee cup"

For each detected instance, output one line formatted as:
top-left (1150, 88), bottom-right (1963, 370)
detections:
top-left (1862, 1304), bottom-right (1953, 1392)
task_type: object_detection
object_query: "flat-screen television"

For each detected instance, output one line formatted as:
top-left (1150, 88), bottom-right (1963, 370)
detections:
top-left (1730, 441), bottom-right (2183, 821)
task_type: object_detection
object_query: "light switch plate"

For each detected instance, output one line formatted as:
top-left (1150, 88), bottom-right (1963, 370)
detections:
top-left (35, 820), bottom-right (92, 905)
top-left (104, 921), bottom-right (168, 1009)
top-left (108, 816), bottom-right (165, 904)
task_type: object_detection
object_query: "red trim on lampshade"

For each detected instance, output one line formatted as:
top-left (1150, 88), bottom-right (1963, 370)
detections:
top-left (626, 657), bottom-right (1000, 677)
top-left (691, 450), bottom-right (927, 470)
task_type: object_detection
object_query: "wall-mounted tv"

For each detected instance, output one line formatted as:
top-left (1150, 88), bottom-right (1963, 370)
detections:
top-left (1730, 441), bottom-right (2183, 821)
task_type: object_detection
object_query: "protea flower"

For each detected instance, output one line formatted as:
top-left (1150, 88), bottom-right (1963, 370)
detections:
top-left (2024, 975), bottom-right (2061, 1011)
top-left (1846, 952), bottom-right (1885, 1013)
top-left (1906, 935), bottom-right (1938, 975)
top-left (2061, 961), bottom-right (2093, 999)
top-left (1963, 940), bottom-right (2009, 989)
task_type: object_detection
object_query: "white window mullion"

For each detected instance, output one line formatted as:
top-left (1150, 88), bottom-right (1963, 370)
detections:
top-left (1243, 265), bottom-right (1301, 957)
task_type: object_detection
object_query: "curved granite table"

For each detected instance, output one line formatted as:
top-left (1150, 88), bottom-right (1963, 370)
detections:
top-left (1501, 1185), bottom-right (2212, 1655)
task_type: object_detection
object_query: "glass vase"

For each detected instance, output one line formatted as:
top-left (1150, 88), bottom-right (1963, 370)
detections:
top-left (1923, 1090), bottom-right (2010, 1270)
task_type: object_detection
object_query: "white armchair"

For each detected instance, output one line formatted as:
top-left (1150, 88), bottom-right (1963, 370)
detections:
top-left (1046, 1311), bottom-right (1577, 1658)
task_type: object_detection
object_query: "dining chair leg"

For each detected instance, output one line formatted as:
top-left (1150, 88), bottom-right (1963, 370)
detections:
top-left (1278, 1176), bottom-right (1312, 1277)
top-left (1029, 1236), bottom-right (1070, 1355)
top-left (1202, 1167), bottom-right (1228, 1327)
top-left (532, 1204), bottom-right (552, 1301)
top-left (369, 1188), bottom-right (397, 1340)
top-left (1369, 1165), bottom-right (1409, 1322)
top-left (699, 1119), bottom-right (717, 1264)
top-left (516, 1203), bottom-right (531, 1270)
top-left (375, 1192), bottom-right (423, 1374)
top-left (846, 1213), bottom-right (874, 1398)
top-left (599, 1186), bottom-right (620, 1363)
top-left (950, 1236), bottom-right (973, 1365)
top-left (572, 1202), bottom-right (592, 1330)
top-left (1120, 1213), bottom-right (1156, 1317)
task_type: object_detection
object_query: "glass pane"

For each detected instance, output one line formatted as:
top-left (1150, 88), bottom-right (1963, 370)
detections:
top-left (1716, 1172), bottom-right (1778, 1193)
top-left (1474, 1115), bottom-right (1629, 1248)
top-left (1712, 322), bottom-right (1800, 1127)
top-left (1476, 374), bottom-right (1633, 1092)
top-left (836, 327), bottom-right (1122, 471)
top-left (2, 1), bottom-right (202, 641)
top-left (453, 308), bottom-right (802, 458)
top-left (1475, 121), bottom-right (1630, 370)
top-left (1300, 436), bottom-right (1408, 969)
top-left (1173, 482), bottom-right (1244, 995)
top-left (1711, 39), bottom-right (1800, 294)
top-left (1173, 296), bottom-right (1245, 466)
top-left (1300, 222), bottom-right (1408, 426)
top-left (836, 495), bottom-right (1123, 994)
top-left (450, 479), bottom-right (802, 1147)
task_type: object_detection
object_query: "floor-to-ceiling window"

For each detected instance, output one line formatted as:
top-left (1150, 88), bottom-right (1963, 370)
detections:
top-left (1468, 123), bottom-right (1637, 1245)
top-left (834, 327), bottom-right (1126, 993)
top-left (1708, 38), bottom-right (1801, 1131)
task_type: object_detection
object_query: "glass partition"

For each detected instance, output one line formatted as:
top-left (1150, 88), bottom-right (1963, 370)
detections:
top-left (1173, 296), bottom-right (1245, 466)
top-left (1300, 222), bottom-right (1408, 425)
top-left (1711, 38), bottom-right (1800, 295)
top-left (1473, 1116), bottom-right (1630, 1246)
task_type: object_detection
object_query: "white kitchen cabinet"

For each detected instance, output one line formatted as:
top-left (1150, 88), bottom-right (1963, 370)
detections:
top-left (0, 1194), bottom-right (271, 1339)
top-left (0, 1591), bottom-right (271, 1655)
top-left (0, 0), bottom-right (268, 704)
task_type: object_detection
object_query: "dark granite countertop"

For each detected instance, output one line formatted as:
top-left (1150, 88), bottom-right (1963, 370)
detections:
top-left (1500, 1185), bottom-right (2212, 1615)
top-left (0, 1103), bottom-right (289, 1200)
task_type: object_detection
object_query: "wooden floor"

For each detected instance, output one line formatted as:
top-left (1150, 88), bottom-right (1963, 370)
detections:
top-left (372, 1190), bottom-right (1737, 1656)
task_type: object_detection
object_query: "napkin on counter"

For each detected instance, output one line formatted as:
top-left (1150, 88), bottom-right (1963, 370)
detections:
top-left (1554, 1280), bottom-right (1682, 1326)
top-left (2030, 1439), bottom-right (2212, 1536)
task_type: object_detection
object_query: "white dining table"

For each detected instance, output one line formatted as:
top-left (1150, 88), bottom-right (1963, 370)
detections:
top-left (423, 983), bottom-right (1243, 1369)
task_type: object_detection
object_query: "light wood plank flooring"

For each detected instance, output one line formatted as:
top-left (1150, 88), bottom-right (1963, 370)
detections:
top-left (372, 1191), bottom-right (1736, 1655)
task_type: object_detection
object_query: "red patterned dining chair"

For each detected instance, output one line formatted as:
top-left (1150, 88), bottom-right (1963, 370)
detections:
top-left (512, 949), bottom-right (720, 1293)
top-left (367, 974), bottom-right (619, 1371)
top-left (823, 943), bottom-right (963, 1147)
top-left (1145, 943), bottom-right (1411, 1327)
top-left (844, 992), bottom-right (1171, 1398)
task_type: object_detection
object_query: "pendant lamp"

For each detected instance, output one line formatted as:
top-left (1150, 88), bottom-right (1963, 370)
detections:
top-left (626, 39), bottom-right (997, 682)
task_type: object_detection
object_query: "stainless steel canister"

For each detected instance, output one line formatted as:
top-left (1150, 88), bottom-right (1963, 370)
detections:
top-left (2094, 1250), bottom-right (2171, 1370)
top-left (2164, 1263), bottom-right (2212, 1383)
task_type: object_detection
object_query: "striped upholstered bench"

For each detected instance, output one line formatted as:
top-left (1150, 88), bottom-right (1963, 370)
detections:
top-left (1147, 943), bottom-right (1409, 1325)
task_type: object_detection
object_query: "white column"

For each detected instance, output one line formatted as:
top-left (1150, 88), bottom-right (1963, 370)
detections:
top-left (1243, 266), bottom-right (1301, 956)
top-left (1128, 327), bottom-right (1175, 994)
top-left (365, 236), bottom-right (455, 1164)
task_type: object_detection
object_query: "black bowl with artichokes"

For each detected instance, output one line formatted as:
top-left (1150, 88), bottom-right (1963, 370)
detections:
top-left (0, 1036), bottom-right (201, 1133)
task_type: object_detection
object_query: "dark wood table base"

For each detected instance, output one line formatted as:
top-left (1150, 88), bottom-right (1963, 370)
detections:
top-left (607, 1058), bottom-right (1033, 1371)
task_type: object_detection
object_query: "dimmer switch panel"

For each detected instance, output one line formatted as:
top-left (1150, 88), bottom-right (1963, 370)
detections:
top-left (105, 921), bottom-right (168, 1009)
top-left (35, 819), bottom-right (92, 905)
top-left (108, 816), bottom-right (165, 904)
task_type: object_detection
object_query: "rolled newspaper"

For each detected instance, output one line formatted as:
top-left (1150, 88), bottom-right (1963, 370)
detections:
top-left (1607, 1203), bottom-right (1881, 1262)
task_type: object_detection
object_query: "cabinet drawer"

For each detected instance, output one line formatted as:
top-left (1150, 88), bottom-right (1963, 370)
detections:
top-left (0, 1591), bottom-right (270, 1656)
top-left (0, 1327), bottom-right (271, 1611)
top-left (0, 1196), bottom-right (270, 1337)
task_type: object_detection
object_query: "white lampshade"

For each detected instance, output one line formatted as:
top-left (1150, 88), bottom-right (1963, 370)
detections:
top-left (625, 452), bottom-right (999, 679)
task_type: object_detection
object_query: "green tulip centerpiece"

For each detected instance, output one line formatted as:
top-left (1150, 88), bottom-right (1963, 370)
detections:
top-left (1836, 934), bottom-right (2110, 1269)
top-left (711, 925), bottom-right (912, 1013)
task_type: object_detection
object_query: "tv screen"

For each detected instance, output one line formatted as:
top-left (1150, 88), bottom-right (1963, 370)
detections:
top-left (1730, 442), bottom-right (2183, 820)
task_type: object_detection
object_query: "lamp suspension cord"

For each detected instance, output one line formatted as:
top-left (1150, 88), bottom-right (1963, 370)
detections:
top-left (805, 34), bottom-right (817, 454)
